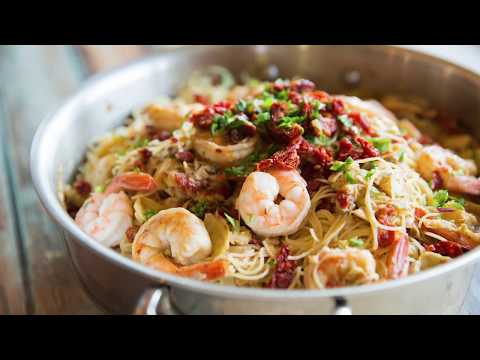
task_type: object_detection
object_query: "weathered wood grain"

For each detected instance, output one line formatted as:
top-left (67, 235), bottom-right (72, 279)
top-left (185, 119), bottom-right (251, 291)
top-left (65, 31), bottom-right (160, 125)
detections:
top-left (0, 45), bottom-right (102, 314)
top-left (0, 99), bottom-right (26, 314)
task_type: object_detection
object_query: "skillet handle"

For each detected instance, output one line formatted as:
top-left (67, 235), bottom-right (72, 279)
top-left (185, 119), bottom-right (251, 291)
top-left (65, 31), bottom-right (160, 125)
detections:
top-left (134, 288), bottom-right (180, 315)
top-left (332, 297), bottom-right (352, 315)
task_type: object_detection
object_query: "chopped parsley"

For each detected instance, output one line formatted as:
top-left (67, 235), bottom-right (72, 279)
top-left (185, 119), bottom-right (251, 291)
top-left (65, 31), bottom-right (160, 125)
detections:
top-left (432, 190), bottom-right (450, 208)
top-left (348, 237), bottom-right (364, 248)
top-left (236, 99), bottom-right (247, 113)
top-left (189, 200), bottom-right (210, 219)
top-left (398, 151), bottom-right (405, 162)
top-left (143, 209), bottom-right (158, 220)
top-left (337, 114), bottom-right (352, 128)
top-left (224, 213), bottom-right (240, 232)
top-left (211, 113), bottom-right (250, 135)
top-left (365, 162), bottom-right (378, 181)
top-left (368, 138), bottom-right (391, 153)
top-left (345, 171), bottom-right (356, 184)
top-left (224, 145), bottom-right (279, 178)
top-left (262, 96), bottom-right (274, 111)
top-left (134, 138), bottom-right (149, 148)
top-left (305, 133), bottom-right (336, 147)
top-left (432, 190), bottom-right (464, 210)
top-left (277, 115), bottom-right (305, 129)
top-left (224, 166), bottom-right (247, 177)
top-left (254, 112), bottom-right (271, 126)
top-left (330, 156), bottom-right (354, 172)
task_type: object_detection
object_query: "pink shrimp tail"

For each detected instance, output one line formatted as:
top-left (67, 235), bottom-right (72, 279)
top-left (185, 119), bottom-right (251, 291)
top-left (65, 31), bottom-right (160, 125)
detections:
top-left (444, 174), bottom-right (480, 196)
top-left (106, 172), bottom-right (158, 195)
top-left (387, 233), bottom-right (409, 280)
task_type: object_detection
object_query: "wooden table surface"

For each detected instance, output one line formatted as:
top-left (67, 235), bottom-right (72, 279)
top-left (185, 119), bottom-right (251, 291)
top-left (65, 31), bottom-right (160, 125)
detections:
top-left (0, 45), bottom-right (479, 315)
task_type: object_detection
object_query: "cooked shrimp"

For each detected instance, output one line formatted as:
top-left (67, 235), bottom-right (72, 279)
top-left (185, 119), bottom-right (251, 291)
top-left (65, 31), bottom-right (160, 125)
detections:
top-left (422, 211), bottom-right (480, 249)
top-left (105, 172), bottom-right (157, 195)
top-left (417, 145), bottom-right (480, 195)
top-left (193, 136), bottom-right (257, 166)
top-left (236, 170), bottom-right (311, 237)
top-left (75, 172), bottom-right (156, 248)
top-left (143, 104), bottom-right (185, 132)
top-left (132, 207), bottom-right (227, 280)
top-left (386, 232), bottom-right (410, 279)
top-left (304, 248), bottom-right (379, 289)
top-left (75, 192), bottom-right (133, 248)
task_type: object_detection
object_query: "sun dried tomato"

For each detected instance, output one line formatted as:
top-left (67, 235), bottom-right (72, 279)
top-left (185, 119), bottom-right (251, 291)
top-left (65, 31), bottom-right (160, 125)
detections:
top-left (257, 144), bottom-right (300, 172)
top-left (331, 99), bottom-right (345, 116)
top-left (310, 90), bottom-right (330, 102)
top-left (337, 138), bottom-right (361, 160)
top-left (145, 125), bottom-right (171, 141)
top-left (376, 204), bottom-right (396, 226)
top-left (174, 172), bottom-right (202, 193)
top-left (125, 226), bottom-right (139, 243)
top-left (426, 241), bottom-right (464, 258)
top-left (288, 91), bottom-right (303, 105)
top-left (355, 136), bottom-right (380, 158)
top-left (193, 94), bottom-right (210, 105)
top-left (190, 107), bottom-right (215, 129)
top-left (175, 151), bottom-right (194, 162)
top-left (312, 115), bottom-right (337, 137)
top-left (296, 137), bottom-right (333, 168)
top-left (414, 208), bottom-right (427, 220)
top-left (139, 148), bottom-right (152, 163)
top-left (212, 101), bottom-right (232, 114)
top-left (336, 190), bottom-right (354, 210)
top-left (268, 245), bottom-right (297, 289)
top-left (378, 229), bottom-right (396, 248)
top-left (349, 112), bottom-right (375, 136)
top-left (74, 180), bottom-right (92, 197)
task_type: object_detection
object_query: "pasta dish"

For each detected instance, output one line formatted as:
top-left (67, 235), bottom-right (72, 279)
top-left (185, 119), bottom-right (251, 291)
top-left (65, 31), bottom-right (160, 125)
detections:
top-left (64, 66), bottom-right (480, 289)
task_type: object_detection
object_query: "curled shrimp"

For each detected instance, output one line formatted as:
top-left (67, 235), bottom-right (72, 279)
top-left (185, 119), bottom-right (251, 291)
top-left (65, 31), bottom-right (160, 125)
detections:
top-left (74, 172), bottom-right (156, 247)
top-left (236, 170), bottom-right (311, 237)
top-left (422, 210), bottom-right (480, 250)
top-left (304, 248), bottom-right (379, 289)
top-left (417, 145), bottom-right (480, 195)
top-left (193, 135), bottom-right (258, 166)
top-left (132, 207), bottom-right (227, 280)
top-left (386, 232), bottom-right (410, 279)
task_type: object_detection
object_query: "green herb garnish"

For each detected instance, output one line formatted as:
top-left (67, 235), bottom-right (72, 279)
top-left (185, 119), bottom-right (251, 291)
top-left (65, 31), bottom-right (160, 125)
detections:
top-left (143, 209), bottom-right (158, 221)
top-left (338, 114), bottom-right (352, 128)
top-left (348, 237), bottom-right (364, 248)
top-left (134, 138), bottom-right (149, 148)
top-left (398, 151), bottom-right (405, 162)
top-left (255, 112), bottom-right (271, 125)
top-left (330, 156), bottom-right (354, 172)
top-left (368, 138), bottom-right (391, 153)
top-left (224, 213), bottom-right (240, 232)
top-left (236, 99), bottom-right (247, 113)
top-left (94, 185), bottom-right (105, 193)
top-left (277, 115), bottom-right (305, 129)
top-left (345, 171), bottom-right (356, 184)
top-left (189, 200), bottom-right (210, 219)
top-left (432, 190), bottom-right (450, 208)
top-left (305, 133), bottom-right (336, 147)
